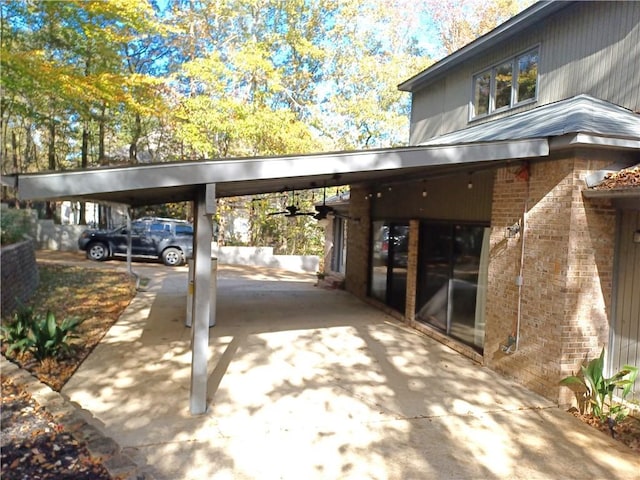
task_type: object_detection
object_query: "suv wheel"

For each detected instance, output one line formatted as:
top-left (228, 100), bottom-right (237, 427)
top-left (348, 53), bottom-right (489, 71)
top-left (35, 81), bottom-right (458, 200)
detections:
top-left (162, 247), bottom-right (183, 266)
top-left (87, 242), bottom-right (108, 261)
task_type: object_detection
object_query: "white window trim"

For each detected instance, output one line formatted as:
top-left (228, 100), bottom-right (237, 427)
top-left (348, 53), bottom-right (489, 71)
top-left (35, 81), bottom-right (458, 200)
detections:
top-left (469, 46), bottom-right (539, 121)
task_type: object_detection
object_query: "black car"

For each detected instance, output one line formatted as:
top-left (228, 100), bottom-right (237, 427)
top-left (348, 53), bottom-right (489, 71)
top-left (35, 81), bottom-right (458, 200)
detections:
top-left (78, 217), bottom-right (194, 266)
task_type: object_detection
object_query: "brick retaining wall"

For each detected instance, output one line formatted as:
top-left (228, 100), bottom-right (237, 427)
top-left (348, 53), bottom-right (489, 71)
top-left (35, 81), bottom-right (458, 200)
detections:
top-left (1, 240), bottom-right (39, 318)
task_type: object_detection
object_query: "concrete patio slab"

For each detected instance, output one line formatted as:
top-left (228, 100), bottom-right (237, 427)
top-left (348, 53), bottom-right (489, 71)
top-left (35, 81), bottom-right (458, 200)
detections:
top-left (61, 262), bottom-right (639, 480)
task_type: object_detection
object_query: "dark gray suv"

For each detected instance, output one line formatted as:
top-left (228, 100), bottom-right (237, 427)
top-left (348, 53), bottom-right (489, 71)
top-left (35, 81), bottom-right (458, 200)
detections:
top-left (78, 217), bottom-right (193, 266)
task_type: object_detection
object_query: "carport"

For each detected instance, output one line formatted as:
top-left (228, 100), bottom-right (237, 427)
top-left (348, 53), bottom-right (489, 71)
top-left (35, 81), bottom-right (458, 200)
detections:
top-left (4, 139), bottom-right (547, 414)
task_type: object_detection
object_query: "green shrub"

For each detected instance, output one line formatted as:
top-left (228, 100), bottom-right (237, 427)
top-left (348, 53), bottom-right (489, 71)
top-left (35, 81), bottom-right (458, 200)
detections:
top-left (0, 209), bottom-right (32, 245)
top-left (560, 347), bottom-right (638, 424)
top-left (27, 311), bottom-right (83, 361)
top-left (0, 307), bottom-right (82, 362)
top-left (0, 304), bottom-right (35, 356)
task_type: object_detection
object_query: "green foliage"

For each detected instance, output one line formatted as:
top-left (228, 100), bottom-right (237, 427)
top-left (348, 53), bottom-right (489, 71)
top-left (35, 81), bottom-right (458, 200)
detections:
top-left (560, 348), bottom-right (639, 423)
top-left (1, 304), bottom-right (35, 356)
top-left (0, 307), bottom-right (82, 362)
top-left (0, 209), bottom-right (32, 245)
top-left (2, 0), bottom-right (530, 182)
top-left (247, 190), bottom-right (326, 256)
top-left (27, 312), bottom-right (83, 361)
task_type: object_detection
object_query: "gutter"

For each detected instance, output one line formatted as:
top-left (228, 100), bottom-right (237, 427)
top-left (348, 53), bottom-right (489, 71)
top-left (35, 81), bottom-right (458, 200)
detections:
top-left (1, 174), bottom-right (17, 189)
top-left (550, 134), bottom-right (640, 152)
top-left (582, 189), bottom-right (640, 200)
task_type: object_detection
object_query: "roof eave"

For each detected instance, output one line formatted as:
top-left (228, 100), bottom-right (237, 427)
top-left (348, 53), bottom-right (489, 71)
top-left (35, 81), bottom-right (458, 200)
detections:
top-left (582, 188), bottom-right (640, 201)
top-left (583, 188), bottom-right (640, 198)
top-left (550, 133), bottom-right (640, 152)
top-left (9, 139), bottom-right (549, 207)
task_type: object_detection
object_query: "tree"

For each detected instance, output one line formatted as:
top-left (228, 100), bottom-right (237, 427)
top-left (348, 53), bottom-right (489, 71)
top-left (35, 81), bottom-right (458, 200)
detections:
top-left (422, 0), bottom-right (534, 56)
top-left (1, 0), bottom-right (532, 249)
top-left (1, 0), bottom-right (167, 222)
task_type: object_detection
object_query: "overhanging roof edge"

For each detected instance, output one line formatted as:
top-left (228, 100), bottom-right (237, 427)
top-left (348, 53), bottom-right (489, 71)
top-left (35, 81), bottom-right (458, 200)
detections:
top-left (12, 138), bottom-right (549, 203)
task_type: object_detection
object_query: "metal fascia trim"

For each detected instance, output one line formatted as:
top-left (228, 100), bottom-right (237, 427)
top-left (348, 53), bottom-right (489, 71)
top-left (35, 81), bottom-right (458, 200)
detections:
top-left (550, 133), bottom-right (640, 151)
top-left (15, 139), bottom-right (549, 202)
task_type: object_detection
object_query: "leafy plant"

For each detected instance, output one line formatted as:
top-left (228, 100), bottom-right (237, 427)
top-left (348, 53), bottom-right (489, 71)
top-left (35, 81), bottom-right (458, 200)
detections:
top-left (561, 347), bottom-right (639, 423)
top-left (26, 312), bottom-right (83, 361)
top-left (1, 306), bottom-right (83, 362)
top-left (0, 304), bottom-right (36, 355)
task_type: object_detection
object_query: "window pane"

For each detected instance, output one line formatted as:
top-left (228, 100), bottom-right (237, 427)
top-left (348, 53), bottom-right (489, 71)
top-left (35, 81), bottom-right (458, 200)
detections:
top-left (450, 225), bottom-right (485, 349)
top-left (473, 71), bottom-right (491, 116)
top-left (517, 49), bottom-right (538, 103)
top-left (370, 221), bottom-right (388, 303)
top-left (495, 62), bottom-right (513, 109)
top-left (387, 224), bottom-right (409, 313)
top-left (416, 224), bottom-right (452, 331)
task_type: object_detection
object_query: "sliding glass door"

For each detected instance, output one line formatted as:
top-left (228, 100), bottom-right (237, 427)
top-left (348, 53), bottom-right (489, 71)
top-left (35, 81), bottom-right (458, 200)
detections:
top-left (416, 223), bottom-right (488, 352)
top-left (370, 221), bottom-right (409, 313)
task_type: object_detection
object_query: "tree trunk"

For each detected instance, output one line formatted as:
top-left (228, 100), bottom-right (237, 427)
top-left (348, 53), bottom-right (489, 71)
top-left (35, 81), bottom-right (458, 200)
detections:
top-left (99, 103), bottom-right (106, 165)
top-left (45, 118), bottom-right (56, 219)
top-left (25, 124), bottom-right (33, 168)
top-left (129, 113), bottom-right (141, 163)
top-left (11, 130), bottom-right (19, 172)
top-left (79, 124), bottom-right (89, 224)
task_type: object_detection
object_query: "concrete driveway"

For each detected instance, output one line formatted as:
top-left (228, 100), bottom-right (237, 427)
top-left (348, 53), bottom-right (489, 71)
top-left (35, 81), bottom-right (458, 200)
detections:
top-left (58, 256), bottom-right (639, 480)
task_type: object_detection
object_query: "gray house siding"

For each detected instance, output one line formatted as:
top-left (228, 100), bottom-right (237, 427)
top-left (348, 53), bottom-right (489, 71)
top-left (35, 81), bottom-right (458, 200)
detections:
top-left (409, 1), bottom-right (640, 145)
top-left (610, 209), bottom-right (640, 401)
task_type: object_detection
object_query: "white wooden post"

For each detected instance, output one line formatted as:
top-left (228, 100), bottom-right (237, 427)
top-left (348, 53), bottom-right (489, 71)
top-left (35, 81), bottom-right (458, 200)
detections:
top-left (190, 185), bottom-right (214, 415)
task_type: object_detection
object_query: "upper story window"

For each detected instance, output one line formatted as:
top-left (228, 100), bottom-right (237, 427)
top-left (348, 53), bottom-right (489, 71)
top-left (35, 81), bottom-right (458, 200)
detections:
top-left (471, 47), bottom-right (538, 119)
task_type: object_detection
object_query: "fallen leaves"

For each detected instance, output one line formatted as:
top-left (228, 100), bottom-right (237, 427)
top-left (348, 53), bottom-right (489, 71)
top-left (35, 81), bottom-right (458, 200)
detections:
top-left (2, 263), bottom-right (136, 391)
top-left (1, 261), bottom-right (137, 479)
top-left (568, 408), bottom-right (640, 454)
top-left (594, 164), bottom-right (640, 189)
top-left (1, 377), bottom-right (112, 480)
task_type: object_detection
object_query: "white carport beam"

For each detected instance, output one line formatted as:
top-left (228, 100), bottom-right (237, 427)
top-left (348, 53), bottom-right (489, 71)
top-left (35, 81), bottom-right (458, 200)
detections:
top-left (190, 185), bottom-right (214, 415)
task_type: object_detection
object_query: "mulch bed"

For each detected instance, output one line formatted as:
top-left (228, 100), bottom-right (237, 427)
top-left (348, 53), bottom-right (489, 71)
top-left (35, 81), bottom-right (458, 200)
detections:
top-left (568, 407), bottom-right (640, 453)
top-left (1, 262), bottom-right (138, 480)
top-left (1, 376), bottom-right (112, 479)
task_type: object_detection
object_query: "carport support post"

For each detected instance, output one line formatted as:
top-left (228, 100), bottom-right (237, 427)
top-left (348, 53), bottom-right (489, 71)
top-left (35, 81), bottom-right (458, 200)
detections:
top-left (190, 184), bottom-right (215, 415)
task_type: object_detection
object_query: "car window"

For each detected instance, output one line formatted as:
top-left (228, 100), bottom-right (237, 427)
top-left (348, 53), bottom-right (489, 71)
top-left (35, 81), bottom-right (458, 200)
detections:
top-left (175, 225), bottom-right (193, 236)
top-left (150, 223), bottom-right (170, 233)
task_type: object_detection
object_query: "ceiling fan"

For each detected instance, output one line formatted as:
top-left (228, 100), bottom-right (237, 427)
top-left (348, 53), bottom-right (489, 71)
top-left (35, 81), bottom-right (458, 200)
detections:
top-left (313, 187), bottom-right (334, 221)
top-left (268, 191), bottom-right (315, 218)
top-left (268, 204), bottom-right (315, 218)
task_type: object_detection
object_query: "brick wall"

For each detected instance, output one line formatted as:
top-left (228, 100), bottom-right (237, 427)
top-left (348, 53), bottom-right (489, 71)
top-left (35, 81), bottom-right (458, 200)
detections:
top-left (404, 220), bottom-right (420, 322)
top-left (344, 185), bottom-right (371, 298)
top-left (484, 155), bottom-right (616, 404)
top-left (1, 240), bottom-right (39, 318)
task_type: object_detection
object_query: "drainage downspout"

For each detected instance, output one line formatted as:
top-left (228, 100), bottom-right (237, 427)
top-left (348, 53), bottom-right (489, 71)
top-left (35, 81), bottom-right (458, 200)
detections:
top-left (514, 163), bottom-right (530, 352)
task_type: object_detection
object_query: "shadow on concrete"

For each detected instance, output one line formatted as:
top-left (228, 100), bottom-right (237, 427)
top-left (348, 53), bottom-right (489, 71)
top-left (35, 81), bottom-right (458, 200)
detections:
top-left (61, 263), bottom-right (639, 480)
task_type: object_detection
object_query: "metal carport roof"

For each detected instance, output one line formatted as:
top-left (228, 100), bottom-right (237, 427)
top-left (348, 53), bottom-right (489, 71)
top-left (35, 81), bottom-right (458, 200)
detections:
top-left (4, 139), bottom-right (547, 207)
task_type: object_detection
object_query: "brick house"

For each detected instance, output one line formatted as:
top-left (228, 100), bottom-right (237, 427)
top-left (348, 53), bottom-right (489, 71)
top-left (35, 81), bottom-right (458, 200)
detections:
top-left (325, 1), bottom-right (640, 405)
top-left (6, 1), bottom-right (639, 412)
